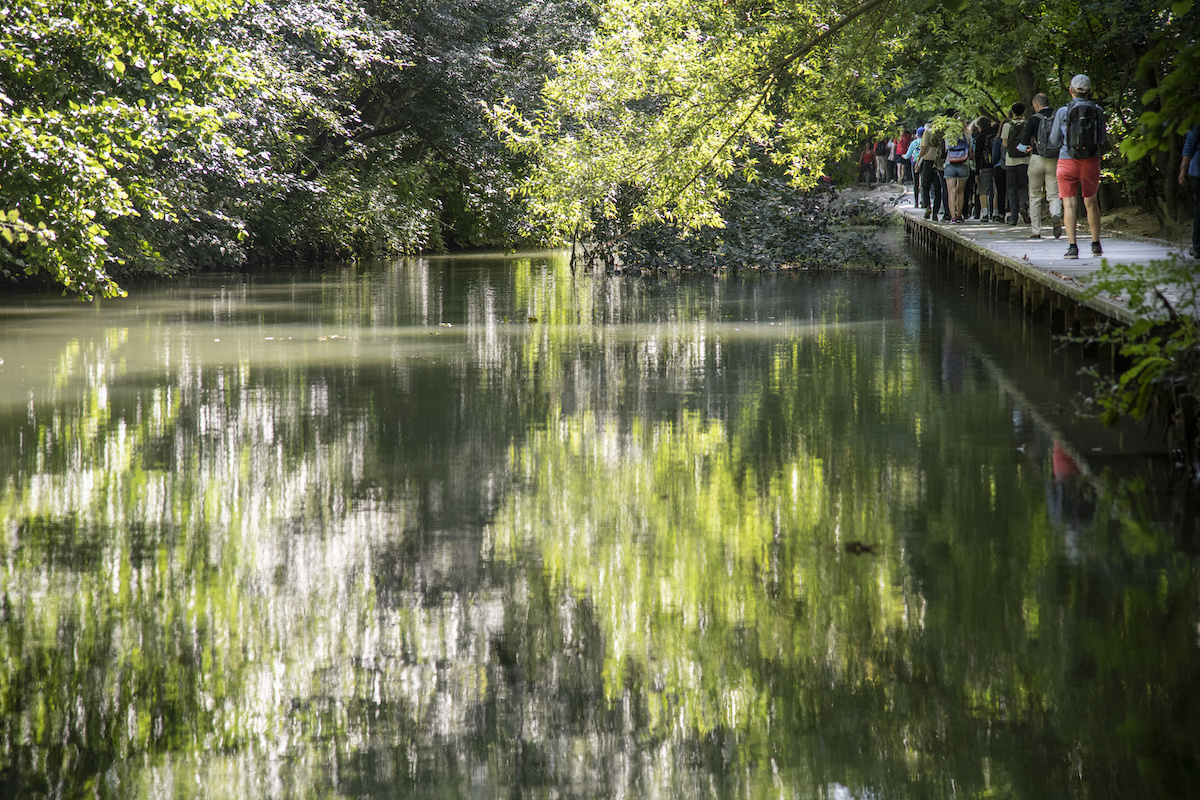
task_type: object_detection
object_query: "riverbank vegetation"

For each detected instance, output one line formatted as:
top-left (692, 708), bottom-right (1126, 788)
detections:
top-left (1078, 258), bottom-right (1200, 475)
top-left (3, 0), bottom-right (1196, 298)
top-left (1, 0), bottom-right (594, 298)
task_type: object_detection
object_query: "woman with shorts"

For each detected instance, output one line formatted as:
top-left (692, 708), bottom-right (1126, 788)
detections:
top-left (944, 124), bottom-right (973, 223)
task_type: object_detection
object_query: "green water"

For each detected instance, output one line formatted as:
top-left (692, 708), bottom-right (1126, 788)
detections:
top-left (0, 250), bottom-right (1197, 798)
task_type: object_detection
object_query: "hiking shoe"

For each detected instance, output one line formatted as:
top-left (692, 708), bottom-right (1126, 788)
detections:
top-left (1064, 244), bottom-right (1079, 259)
top-left (1091, 240), bottom-right (1103, 256)
top-left (1021, 211), bottom-right (1031, 224)
top-left (924, 209), bottom-right (931, 219)
top-left (1052, 216), bottom-right (1062, 239)
top-left (1028, 234), bottom-right (1042, 239)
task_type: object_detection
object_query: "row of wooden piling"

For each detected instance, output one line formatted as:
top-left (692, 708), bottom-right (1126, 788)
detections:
top-left (903, 215), bottom-right (1133, 343)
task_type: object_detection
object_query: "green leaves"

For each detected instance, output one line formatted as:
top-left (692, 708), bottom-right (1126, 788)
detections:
top-left (491, 0), bottom-right (909, 243)
top-left (0, 0), bottom-right (244, 297)
top-left (1077, 257), bottom-right (1200, 435)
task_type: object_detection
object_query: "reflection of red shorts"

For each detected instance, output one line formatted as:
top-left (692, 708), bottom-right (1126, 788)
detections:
top-left (1057, 157), bottom-right (1101, 199)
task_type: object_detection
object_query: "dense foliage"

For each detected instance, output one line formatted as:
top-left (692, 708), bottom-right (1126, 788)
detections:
top-left (581, 174), bottom-right (891, 274)
top-left (1, 0), bottom-right (594, 297)
top-left (490, 0), bottom-right (900, 242)
top-left (2, 0), bottom-right (1198, 295)
top-left (0, 0), bottom-right (244, 298)
top-left (1078, 258), bottom-right (1200, 473)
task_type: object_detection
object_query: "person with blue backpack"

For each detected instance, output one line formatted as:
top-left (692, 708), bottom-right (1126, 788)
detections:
top-left (1048, 74), bottom-right (1108, 258)
top-left (905, 128), bottom-right (924, 207)
top-left (943, 114), bottom-right (973, 223)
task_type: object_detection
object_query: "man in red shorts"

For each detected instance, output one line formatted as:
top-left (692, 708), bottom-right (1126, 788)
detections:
top-left (1048, 74), bottom-right (1107, 258)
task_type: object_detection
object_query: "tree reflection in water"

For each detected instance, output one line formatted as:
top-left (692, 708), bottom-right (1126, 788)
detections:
top-left (0, 253), bottom-right (1196, 798)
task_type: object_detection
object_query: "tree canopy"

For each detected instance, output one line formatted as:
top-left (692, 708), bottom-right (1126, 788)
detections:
top-left (0, 0), bottom-right (244, 298)
top-left (1, 0), bottom-right (593, 297)
top-left (494, 0), bottom-right (1200, 243)
top-left (1, 0), bottom-right (1197, 295)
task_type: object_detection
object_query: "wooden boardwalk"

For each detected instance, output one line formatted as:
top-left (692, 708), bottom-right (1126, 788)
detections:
top-left (894, 194), bottom-right (1190, 330)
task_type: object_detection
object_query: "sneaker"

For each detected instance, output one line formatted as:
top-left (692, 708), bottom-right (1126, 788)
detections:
top-left (1028, 234), bottom-right (1042, 239)
top-left (1091, 240), bottom-right (1103, 256)
top-left (1021, 211), bottom-right (1031, 224)
top-left (1007, 217), bottom-right (1018, 226)
top-left (924, 209), bottom-right (931, 220)
top-left (1064, 244), bottom-right (1079, 259)
top-left (1052, 216), bottom-right (1062, 239)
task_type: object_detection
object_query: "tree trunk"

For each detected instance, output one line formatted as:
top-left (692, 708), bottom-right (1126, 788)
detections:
top-left (1014, 63), bottom-right (1037, 112)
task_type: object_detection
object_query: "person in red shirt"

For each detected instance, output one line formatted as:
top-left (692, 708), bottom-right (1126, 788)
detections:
top-left (859, 144), bottom-right (875, 186)
top-left (896, 129), bottom-right (913, 183)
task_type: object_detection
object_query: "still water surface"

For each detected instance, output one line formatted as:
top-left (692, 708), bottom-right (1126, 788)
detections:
top-left (1, 249), bottom-right (1197, 798)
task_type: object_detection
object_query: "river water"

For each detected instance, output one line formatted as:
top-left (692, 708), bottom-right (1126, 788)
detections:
top-left (0, 244), bottom-right (1197, 798)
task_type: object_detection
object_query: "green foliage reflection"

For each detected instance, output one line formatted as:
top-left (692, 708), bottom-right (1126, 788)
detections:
top-left (0, 261), bottom-right (1198, 797)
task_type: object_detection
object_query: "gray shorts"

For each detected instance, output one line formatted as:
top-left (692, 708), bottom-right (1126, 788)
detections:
top-left (975, 168), bottom-right (995, 194)
top-left (944, 162), bottom-right (971, 180)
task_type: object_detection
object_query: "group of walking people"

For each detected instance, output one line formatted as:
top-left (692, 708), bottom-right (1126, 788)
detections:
top-left (859, 130), bottom-right (918, 187)
top-left (902, 74), bottom-right (1108, 258)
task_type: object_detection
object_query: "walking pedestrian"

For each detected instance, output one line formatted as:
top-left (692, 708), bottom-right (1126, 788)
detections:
top-left (898, 128), bottom-right (913, 183)
top-left (943, 114), bottom-right (972, 223)
top-left (906, 128), bottom-right (924, 206)
top-left (1002, 102), bottom-right (1031, 225)
top-left (858, 143), bottom-right (875, 187)
top-left (874, 138), bottom-right (889, 186)
top-left (1019, 93), bottom-right (1063, 239)
top-left (992, 124), bottom-right (1008, 223)
top-left (1180, 123), bottom-right (1200, 258)
top-left (972, 117), bottom-right (998, 221)
top-left (1048, 74), bottom-right (1108, 258)
top-left (919, 124), bottom-right (945, 220)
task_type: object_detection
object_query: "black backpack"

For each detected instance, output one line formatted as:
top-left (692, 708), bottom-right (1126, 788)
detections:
top-left (1005, 119), bottom-right (1028, 159)
top-left (874, 140), bottom-right (888, 156)
top-left (978, 133), bottom-right (995, 168)
top-left (1034, 110), bottom-right (1057, 156)
top-left (1066, 102), bottom-right (1102, 159)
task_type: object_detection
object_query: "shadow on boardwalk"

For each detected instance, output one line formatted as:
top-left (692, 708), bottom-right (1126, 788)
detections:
top-left (845, 182), bottom-right (1196, 324)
